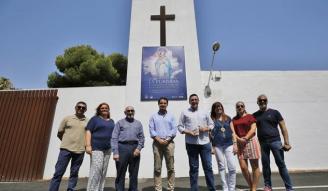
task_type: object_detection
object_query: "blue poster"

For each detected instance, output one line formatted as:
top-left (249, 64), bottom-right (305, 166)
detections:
top-left (141, 46), bottom-right (187, 101)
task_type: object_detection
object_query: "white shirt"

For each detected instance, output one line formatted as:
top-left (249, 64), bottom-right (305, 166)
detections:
top-left (178, 107), bottom-right (214, 145)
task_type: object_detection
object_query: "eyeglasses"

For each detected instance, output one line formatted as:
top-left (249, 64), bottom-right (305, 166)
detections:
top-left (258, 99), bottom-right (267, 103)
top-left (100, 107), bottom-right (109, 110)
top-left (126, 109), bottom-right (135, 112)
top-left (76, 106), bottom-right (86, 110)
top-left (236, 105), bottom-right (244, 109)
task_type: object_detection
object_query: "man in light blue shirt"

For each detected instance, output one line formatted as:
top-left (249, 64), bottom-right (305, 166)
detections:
top-left (178, 94), bottom-right (215, 191)
top-left (149, 97), bottom-right (177, 191)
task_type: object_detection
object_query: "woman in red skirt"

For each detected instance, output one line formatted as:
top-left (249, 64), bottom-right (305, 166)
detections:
top-left (232, 101), bottom-right (260, 191)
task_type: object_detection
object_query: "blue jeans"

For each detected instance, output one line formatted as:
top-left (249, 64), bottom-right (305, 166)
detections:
top-left (49, 149), bottom-right (84, 191)
top-left (186, 143), bottom-right (215, 191)
top-left (260, 141), bottom-right (293, 190)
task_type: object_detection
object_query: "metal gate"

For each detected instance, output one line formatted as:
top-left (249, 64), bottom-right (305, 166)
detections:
top-left (0, 90), bottom-right (58, 181)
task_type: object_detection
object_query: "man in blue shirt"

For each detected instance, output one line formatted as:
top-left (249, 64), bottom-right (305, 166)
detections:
top-left (178, 94), bottom-right (215, 191)
top-left (253, 94), bottom-right (294, 191)
top-left (149, 97), bottom-right (177, 191)
top-left (111, 106), bottom-right (145, 191)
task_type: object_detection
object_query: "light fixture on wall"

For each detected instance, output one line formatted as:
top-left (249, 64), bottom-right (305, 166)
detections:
top-left (204, 41), bottom-right (220, 98)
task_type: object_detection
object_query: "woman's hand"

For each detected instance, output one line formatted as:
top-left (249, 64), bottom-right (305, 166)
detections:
top-left (85, 145), bottom-right (92, 155)
top-left (113, 154), bottom-right (119, 161)
top-left (237, 137), bottom-right (247, 146)
top-left (233, 143), bottom-right (238, 155)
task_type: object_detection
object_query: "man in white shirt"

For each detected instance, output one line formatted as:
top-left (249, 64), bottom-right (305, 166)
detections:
top-left (177, 94), bottom-right (215, 191)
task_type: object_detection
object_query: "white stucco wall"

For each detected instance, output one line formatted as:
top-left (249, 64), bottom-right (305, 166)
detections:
top-left (200, 70), bottom-right (328, 171)
top-left (43, 70), bottom-right (328, 179)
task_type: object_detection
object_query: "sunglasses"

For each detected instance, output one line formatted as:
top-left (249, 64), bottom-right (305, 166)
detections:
top-left (236, 105), bottom-right (245, 109)
top-left (258, 99), bottom-right (267, 102)
top-left (126, 109), bottom-right (135, 112)
top-left (76, 106), bottom-right (86, 110)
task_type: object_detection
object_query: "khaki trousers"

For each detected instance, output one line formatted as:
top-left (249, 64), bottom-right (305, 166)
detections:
top-left (153, 141), bottom-right (175, 191)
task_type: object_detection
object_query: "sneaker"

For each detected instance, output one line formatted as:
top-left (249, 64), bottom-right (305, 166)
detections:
top-left (263, 186), bottom-right (272, 191)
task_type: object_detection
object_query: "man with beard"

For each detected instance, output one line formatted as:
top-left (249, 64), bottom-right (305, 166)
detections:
top-left (253, 94), bottom-right (294, 191)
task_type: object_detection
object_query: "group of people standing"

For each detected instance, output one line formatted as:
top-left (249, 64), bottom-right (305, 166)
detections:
top-left (48, 93), bottom-right (294, 191)
top-left (48, 102), bottom-right (144, 191)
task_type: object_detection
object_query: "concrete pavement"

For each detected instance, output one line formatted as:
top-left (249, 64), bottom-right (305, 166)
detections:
top-left (0, 171), bottom-right (327, 191)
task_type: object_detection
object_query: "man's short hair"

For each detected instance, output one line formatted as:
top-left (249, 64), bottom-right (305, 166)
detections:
top-left (189, 94), bottom-right (198, 100)
top-left (257, 94), bottom-right (267, 101)
top-left (76, 101), bottom-right (87, 107)
top-left (158, 97), bottom-right (168, 104)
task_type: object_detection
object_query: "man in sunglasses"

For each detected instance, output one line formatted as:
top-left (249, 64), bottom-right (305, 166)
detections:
top-left (253, 94), bottom-right (294, 191)
top-left (111, 106), bottom-right (145, 191)
top-left (49, 101), bottom-right (88, 191)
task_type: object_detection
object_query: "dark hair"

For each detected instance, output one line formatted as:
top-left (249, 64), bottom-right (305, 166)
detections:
top-left (76, 101), bottom-right (87, 107)
top-left (96, 102), bottom-right (110, 118)
top-left (210, 102), bottom-right (230, 122)
top-left (189, 94), bottom-right (198, 100)
top-left (158, 97), bottom-right (168, 104)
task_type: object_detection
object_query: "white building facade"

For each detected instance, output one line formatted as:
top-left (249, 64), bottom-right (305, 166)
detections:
top-left (44, 0), bottom-right (328, 178)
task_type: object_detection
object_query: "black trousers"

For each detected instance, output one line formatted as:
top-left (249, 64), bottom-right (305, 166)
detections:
top-left (115, 142), bottom-right (140, 191)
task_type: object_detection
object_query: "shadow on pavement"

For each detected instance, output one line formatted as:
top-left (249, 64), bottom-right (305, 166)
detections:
top-left (77, 188), bottom-right (115, 191)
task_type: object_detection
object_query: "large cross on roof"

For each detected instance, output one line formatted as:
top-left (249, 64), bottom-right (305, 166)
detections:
top-left (150, 6), bottom-right (175, 46)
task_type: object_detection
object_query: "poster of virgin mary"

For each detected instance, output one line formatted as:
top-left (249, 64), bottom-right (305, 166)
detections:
top-left (141, 46), bottom-right (187, 101)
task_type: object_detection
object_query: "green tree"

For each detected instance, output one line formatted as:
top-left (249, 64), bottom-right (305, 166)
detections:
top-left (0, 76), bottom-right (14, 90)
top-left (47, 45), bottom-right (128, 87)
top-left (109, 53), bottom-right (128, 85)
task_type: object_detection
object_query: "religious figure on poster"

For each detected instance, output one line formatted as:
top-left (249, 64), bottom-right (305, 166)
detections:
top-left (143, 47), bottom-right (182, 79)
top-left (155, 47), bottom-right (172, 78)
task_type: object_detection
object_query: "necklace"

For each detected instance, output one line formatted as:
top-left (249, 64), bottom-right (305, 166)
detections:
top-left (216, 118), bottom-right (226, 138)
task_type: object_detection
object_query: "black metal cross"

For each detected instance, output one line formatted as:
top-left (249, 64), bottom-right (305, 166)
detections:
top-left (150, 6), bottom-right (175, 46)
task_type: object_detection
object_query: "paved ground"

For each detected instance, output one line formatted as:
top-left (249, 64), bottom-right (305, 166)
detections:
top-left (0, 171), bottom-right (327, 191)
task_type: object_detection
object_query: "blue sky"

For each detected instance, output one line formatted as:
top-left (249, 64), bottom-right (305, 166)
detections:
top-left (0, 0), bottom-right (327, 89)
